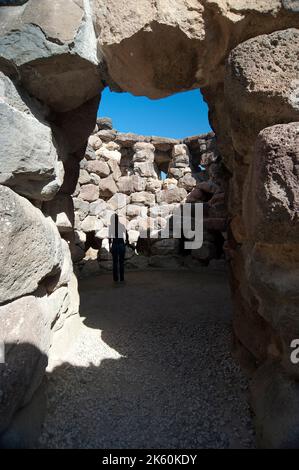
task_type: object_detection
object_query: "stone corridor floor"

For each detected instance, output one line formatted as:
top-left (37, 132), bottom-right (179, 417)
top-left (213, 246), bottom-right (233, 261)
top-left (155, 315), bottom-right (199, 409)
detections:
top-left (39, 269), bottom-right (256, 449)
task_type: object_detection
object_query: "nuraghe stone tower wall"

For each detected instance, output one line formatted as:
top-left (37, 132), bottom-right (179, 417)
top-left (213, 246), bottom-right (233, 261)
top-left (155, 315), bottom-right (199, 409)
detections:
top-left (71, 118), bottom-right (228, 277)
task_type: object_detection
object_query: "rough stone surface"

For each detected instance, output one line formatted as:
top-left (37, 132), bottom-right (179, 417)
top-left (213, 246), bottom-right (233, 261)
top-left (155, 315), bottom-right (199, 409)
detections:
top-left (0, 186), bottom-right (62, 305)
top-left (73, 123), bottom-right (226, 279)
top-left (0, 73), bottom-right (63, 200)
top-left (225, 29), bottom-right (299, 160)
top-left (85, 160), bottom-right (110, 178)
top-left (98, 175), bottom-right (118, 198)
top-left (245, 123), bottom-right (299, 243)
top-left (43, 194), bottom-right (74, 233)
top-left (0, 294), bottom-right (51, 435)
top-left (79, 184), bottom-right (99, 202)
top-left (0, 0), bottom-right (103, 112)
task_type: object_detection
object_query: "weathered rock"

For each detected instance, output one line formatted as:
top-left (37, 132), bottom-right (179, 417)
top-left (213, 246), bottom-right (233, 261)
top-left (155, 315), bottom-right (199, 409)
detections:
top-left (97, 129), bottom-right (117, 142)
top-left (73, 198), bottom-right (90, 221)
top-left (133, 142), bottom-right (155, 163)
top-left (0, 0), bottom-right (103, 112)
top-left (0, 73), bottom-right (63, 201)
top-left (168, 167), bottom-right (185, 179)
top-left (96, 146), bottom-right (121, 164)
top-left (162, 178), bottom-right (178, 190)
top-left (0, 293), bottom-right (52, 435)
top-left (245, 123), bottom-right (299, 244)
top-left (98, 175), bottom-right (118, 198)
top-left (108, 159), bottom-right (122, 181)
top-left (0, 186), bottom-right (62, 304)
top-left (97, 117), bottom-right (113, 130)
top-left (81, 215), bottom-right (103, 233)
top-left (48, 275), bottom-right (79, 334)
top-left (89, 173), bottom-right (101, 186)
top-left (43, 194), bottom-right (74, 233)
top-left (131, 191), bottom-right (155, 207)
top-left (133, 162), bottom-right (158, 178)
top-left (85, 160), bottom-right (110, 178)
top-left (85, 143), bottom-right (96, 161)
top-left (126, 204), bottom-right (146, 219)
top-left (156, 187), bottom-right (187, 204)
top-left (172, 144), bottom-right (190, 168)
top-left (225, 28), bottom-right (299, 160)
top-left (54, 239), bottom-right (73, 290)
top-left (78, 169), bottom-right (90, 185)
top-left (151, 136), bottom-right (179, 152)
top-left (88, 134), bottom-right (103, 151)
top-left (178, 174), bottom-right (197, 191)
top-left (115, 132), bottom-right (147, 148)
top-left (146, 178), bottom-right (162, 193)
top-left (89, 199), bottom-right (107, 217)
top-left (79, 184), bottom-right (99, 202)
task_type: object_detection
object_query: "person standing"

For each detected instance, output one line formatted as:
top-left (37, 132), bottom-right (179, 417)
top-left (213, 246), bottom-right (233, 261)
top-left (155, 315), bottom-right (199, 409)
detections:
top-left (109, 213), bottom-right (129, 284)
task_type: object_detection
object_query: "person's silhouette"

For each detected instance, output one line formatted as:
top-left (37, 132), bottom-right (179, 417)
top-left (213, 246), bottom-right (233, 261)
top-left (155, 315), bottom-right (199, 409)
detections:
top-left (108, 213), bottom-right (129, 283)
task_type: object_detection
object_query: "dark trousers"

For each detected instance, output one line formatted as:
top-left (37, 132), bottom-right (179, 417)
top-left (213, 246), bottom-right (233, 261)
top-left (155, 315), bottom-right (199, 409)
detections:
top-left (111, 243), bottom-right (125, 282)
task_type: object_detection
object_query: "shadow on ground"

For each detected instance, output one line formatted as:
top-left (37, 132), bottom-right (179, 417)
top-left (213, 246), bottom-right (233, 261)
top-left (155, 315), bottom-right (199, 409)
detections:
top-left (39, 270), bottom-right (255, 449)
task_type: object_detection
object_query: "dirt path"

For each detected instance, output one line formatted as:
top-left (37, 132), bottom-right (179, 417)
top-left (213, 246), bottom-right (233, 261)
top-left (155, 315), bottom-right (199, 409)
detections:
top-left (39, 269), bottom-right (255, 449)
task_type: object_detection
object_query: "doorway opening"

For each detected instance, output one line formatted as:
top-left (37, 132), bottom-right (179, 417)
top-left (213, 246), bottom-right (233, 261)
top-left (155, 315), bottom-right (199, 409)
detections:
top-left (72, 88), bottom-right (229, 276)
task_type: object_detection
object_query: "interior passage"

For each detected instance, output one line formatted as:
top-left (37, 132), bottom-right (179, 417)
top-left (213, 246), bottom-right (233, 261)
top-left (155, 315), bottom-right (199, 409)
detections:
top-left (40, 270), bottom-right (255, 449)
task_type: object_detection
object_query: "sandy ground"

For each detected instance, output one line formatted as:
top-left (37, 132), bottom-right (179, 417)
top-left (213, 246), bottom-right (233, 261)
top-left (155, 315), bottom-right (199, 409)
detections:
top-left (39, 269), bottom-right (255, 449)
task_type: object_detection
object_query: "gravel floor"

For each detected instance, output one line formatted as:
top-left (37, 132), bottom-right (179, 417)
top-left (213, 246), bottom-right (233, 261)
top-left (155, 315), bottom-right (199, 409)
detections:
top-left (39, 270), bottom-right (256, 449)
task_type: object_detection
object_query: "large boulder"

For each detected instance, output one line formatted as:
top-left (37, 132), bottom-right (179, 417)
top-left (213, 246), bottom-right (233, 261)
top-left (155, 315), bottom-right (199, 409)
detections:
top-left (225, 28), bottom-right (299, 160)
top-left (0, 293), bottom-right (52, 436)
top-left (245, 122), bottom-right (299, 244)
top-left (94, 0), bottom-right (299, 98)
top-left (0, 186), bottom-right (62, 304)
top-left (0, 73), bottom-right (64, 201)
top-left (0, 0), bottom-right (103, 112)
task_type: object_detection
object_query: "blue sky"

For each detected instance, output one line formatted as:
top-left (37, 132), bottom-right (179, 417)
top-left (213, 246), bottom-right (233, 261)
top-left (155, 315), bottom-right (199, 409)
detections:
top-left (98, 88), bottom-right (212, 139)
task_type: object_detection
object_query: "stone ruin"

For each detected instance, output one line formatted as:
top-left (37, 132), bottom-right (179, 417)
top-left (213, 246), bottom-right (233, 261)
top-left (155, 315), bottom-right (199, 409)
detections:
top-left (72, 118), bottom-right (228, 276)
top-left (0, 0), bottom-right (298, 449)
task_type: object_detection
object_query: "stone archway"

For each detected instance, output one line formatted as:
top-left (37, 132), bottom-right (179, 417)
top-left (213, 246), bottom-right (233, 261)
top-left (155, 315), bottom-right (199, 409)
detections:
top-left (0, 0), bottom-right (298, 449)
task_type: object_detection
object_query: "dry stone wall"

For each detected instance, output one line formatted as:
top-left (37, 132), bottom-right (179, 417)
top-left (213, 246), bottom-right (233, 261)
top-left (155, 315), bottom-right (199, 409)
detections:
top-left (72, 118), bottom-right (228, 277)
